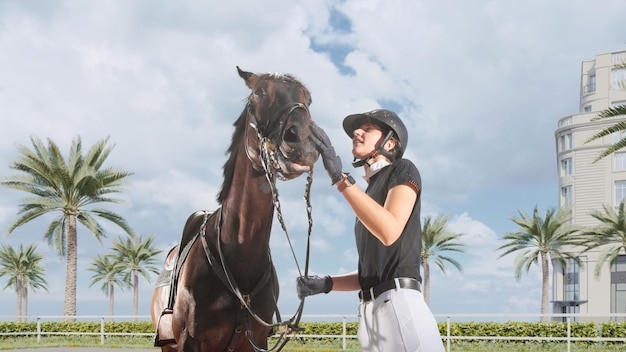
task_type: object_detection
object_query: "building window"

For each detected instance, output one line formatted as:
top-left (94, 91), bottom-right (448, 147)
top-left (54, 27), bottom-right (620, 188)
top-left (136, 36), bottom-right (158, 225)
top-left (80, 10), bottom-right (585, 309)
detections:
top-left (611, 255), bottom-right (626, 322)
top-left (616, 153), bottom-right (626, 171)
top-left (612, 68), bottom-right (626, 90)
top-left (561, 158), bottom-right (573, 176)
top-left (583, 105), bottom-right (592, 112)
top-left (564, 259), bottom-right (581, 319)
top-left (561, 186), bottom-right (572, 207)
top-left (559, 133), bottom-right (573, 152)
top-left (613, 130), bottom-right (626, 144)
top-left (565, 259), bottom-right (580, 300)
top-left (615, 181), bottom-right (626, 206)
top-left (584, 74), bottom-right (596, 93)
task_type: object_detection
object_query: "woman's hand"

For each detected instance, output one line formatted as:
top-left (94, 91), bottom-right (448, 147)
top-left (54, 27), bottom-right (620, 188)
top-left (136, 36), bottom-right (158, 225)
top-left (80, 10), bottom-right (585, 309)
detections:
top-left (309, 122), bottom-right (344, 185)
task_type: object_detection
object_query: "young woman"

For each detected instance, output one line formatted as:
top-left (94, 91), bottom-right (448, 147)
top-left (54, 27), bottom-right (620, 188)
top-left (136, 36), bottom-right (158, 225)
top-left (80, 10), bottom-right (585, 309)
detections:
top-left (297, 109), bottom-right (445, 352)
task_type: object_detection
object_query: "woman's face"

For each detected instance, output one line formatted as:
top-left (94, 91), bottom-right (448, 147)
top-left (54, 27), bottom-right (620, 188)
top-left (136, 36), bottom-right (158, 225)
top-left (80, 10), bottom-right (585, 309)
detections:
top-left (351, 123), bottom-right (384, 159)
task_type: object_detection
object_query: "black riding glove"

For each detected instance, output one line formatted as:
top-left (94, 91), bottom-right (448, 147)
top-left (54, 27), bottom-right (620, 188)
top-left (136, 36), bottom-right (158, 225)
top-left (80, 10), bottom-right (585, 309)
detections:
top-left (310, 122), bottom-right (344, 185)
top-left (296, 275), bottom-right (333, 300)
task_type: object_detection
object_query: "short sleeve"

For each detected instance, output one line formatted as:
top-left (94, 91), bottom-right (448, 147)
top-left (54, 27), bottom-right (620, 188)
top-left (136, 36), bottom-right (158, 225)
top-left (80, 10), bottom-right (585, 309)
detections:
top-left (388, 159), bottom-right (421, 194)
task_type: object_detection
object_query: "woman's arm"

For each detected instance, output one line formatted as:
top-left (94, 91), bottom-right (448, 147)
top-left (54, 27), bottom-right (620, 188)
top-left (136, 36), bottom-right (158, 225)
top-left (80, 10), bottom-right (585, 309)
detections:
top-left (339, 180), bottom-right (418, 246)
top-left (329, 270), bottom-right (361, 291)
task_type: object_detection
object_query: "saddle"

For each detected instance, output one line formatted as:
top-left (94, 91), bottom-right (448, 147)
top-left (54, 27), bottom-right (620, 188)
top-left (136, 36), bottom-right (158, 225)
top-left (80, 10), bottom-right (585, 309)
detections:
top-left (153, 208), bottom-right (282, 348)
top-left (154, 210), bottom-right (215, 347)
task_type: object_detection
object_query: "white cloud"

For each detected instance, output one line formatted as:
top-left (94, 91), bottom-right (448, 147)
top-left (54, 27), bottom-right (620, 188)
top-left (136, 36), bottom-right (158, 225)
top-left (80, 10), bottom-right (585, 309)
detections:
top-left (448, 212), bottom-right (498, 244)
top-left (0, 0), bottom-right (624, 321)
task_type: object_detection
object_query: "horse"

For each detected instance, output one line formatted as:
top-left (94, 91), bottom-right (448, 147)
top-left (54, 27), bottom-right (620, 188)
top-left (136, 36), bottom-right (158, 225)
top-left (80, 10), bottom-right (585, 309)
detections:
top-left (150, 67), bottom-right (319, 352)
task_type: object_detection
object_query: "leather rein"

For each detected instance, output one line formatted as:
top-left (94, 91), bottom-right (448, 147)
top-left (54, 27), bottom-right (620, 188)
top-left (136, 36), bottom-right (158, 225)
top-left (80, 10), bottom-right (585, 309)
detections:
top-left (201, 101), bottom-right (314, 352)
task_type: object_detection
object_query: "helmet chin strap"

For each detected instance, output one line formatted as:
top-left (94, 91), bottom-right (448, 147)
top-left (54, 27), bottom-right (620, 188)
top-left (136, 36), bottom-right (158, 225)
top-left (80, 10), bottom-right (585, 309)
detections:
top-left (351, 130), bottom-right (395, 168)
top-left (352, 152), bottom-right (375, 168)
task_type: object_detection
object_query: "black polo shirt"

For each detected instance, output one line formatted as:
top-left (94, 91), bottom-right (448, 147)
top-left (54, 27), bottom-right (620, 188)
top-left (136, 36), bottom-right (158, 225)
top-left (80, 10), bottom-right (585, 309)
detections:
top-left (355, 158), bottom-right (422, 290)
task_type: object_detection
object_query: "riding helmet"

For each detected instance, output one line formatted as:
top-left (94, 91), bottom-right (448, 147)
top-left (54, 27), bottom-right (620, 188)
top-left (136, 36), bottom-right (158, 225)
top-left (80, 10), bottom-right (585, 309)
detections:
top-left (342, 109), bottom-right (409, 160)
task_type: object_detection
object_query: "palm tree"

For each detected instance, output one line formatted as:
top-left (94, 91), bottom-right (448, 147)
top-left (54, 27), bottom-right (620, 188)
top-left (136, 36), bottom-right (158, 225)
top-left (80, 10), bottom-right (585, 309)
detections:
top-left (1, 135), bottom-right (134, 319)
top-left (110, 233), bottom-right (161, 320)
top-left (0, 243), bottom-right (48, 321)
top-left (497, 206), bottom-right (582, 322)
top-left (421, 214), bottom-right (465, 305)
top-left (87, 254), bottom-right (126, 320)
top-left (577, 202), bottom-right (626, 276)
top-left (585, 61), bottom-right (626, 162)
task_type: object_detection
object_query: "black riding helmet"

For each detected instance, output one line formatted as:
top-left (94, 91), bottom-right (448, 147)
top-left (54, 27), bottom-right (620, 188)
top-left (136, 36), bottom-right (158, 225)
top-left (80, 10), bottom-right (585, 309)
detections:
top-left (342, 109), bottom-right (408, 167)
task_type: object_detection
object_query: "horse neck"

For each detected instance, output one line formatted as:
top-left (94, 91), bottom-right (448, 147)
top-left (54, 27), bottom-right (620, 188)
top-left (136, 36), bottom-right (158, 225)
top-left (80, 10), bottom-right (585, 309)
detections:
top-left (219, 144), bottom-right (275, 257)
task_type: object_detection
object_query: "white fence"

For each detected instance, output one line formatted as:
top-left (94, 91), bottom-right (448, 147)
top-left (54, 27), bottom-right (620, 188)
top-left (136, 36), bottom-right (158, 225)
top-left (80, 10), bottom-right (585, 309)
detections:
top-left (438, 313), bottom-right (626, 352)
top-left (1, 313), bottom-right (626, 352)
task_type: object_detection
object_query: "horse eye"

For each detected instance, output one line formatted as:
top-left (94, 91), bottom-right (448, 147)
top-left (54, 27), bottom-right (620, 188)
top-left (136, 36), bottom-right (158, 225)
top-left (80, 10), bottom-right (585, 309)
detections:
top-left (255, 88), bottom-right (266, 96)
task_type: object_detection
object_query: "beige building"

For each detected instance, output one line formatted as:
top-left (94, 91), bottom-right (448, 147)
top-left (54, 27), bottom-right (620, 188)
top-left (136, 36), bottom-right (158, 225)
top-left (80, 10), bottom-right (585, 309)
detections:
top-left (553, 49), bottom-right (626, 322)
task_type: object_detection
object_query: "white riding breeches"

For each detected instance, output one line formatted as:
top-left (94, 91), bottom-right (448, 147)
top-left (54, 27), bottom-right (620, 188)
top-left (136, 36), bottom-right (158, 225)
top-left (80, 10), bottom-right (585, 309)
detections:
top-left (357, 287), bottom-right (445, 352)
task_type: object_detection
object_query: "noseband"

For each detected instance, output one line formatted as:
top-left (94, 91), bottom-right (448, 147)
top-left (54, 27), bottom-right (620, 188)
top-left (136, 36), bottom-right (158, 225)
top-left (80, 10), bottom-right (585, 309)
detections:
top-left (245, 102), bottom-right (310, 179)
top-left (257, 102), bottom-right (309, 143)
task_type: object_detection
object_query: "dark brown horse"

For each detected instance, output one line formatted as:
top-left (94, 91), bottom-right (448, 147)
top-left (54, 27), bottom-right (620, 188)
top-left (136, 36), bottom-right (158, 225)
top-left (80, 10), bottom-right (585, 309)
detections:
top-left (151, 67), bottom-right (319, 352)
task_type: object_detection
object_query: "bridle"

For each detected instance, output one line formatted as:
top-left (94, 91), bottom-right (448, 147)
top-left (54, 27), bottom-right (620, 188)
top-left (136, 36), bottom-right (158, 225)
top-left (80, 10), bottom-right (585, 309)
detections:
top-left (244, 101), bottom-right (310, 179)
top-left (202, 100), bottom-right (314, 352)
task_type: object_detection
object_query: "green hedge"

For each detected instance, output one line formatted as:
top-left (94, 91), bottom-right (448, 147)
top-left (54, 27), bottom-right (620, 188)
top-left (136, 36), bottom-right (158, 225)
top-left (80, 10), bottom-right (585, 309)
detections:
top-left (1, 320), bottom-right (625, 341)
top-left (296, 321), bottom-right (359, 337)
top-left (443, 321), bottom-right (601, 339)
top-left (600, 321), bottom-right (626, 337)
top-left (0, 321), bottom-right (155, 337)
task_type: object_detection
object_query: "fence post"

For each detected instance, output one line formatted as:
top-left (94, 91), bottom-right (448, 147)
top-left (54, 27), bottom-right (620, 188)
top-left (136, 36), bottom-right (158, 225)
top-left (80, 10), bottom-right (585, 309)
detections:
top-left (566, 316), bottom-right (571, 352)
top-left (100, 317), bottom-right (105, 345)
top-left (36, 317), bottom-right (41, 343)
top-left (342, 316), bottom-right (347, 350)
top-left (446, 316), bottom-right (451, 352)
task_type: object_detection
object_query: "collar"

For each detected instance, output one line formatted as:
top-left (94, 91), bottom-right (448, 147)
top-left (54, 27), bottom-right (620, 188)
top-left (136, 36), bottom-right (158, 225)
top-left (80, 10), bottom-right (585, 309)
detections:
top-left (363, 159), bottom-right (390, 182)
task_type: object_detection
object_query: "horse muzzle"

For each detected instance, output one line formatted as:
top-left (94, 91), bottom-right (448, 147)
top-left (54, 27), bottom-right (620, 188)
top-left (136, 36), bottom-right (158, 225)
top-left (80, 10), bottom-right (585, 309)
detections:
top-left (273, 118), bottom-right (319, 178)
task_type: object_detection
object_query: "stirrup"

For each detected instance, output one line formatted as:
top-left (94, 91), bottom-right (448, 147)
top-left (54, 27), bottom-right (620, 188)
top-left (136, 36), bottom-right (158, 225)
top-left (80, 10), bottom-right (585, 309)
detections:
top-left (154, 308), bottom-right (176, 347)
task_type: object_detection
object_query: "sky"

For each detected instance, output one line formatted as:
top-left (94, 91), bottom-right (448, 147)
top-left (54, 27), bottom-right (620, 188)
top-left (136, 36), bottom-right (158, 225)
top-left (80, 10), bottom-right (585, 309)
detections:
top-left (0, 0), bottom-right (625, 323)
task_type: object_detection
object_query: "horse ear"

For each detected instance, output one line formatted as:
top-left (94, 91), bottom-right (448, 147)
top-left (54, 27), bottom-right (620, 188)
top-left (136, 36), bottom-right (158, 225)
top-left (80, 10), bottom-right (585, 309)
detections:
top-left (237, 66), bottom-right (257, 89)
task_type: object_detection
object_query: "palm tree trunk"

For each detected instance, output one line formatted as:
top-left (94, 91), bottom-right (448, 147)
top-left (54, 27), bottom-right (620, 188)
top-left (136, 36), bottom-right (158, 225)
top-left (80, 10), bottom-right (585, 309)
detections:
top-left (423, 257), bottom-right (431, 305)
top-left (132, 269), bottom-right (139, 322)
top-left (109, 282), bottom-right (114, 321)
top-left (16, 276), bottom-right (23, 322)
top-left (540, 251), bottom-right (550, 322)
top-left (64, 213), bottom-right (78, 321)
top-left (23, 286), bottom-right (28, 321)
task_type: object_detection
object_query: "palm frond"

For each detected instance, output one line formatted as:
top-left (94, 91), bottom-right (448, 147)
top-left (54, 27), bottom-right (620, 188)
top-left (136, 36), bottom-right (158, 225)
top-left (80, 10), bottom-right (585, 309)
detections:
top-left (498, 206), bottom-right (581, 280)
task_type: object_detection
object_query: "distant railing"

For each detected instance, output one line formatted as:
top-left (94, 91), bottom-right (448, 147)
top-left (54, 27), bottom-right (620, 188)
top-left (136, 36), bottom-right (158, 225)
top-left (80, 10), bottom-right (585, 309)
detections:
top-left (0, 315), bottom-right (154, 346)
top-left (583, 82), bottom-right (596, 94)
top-left (612, 51), bottom-right (626, 63)
top-left (438, 313), bottom-right (626, 352)
top-left (1, 313), bottom-right (626, 352)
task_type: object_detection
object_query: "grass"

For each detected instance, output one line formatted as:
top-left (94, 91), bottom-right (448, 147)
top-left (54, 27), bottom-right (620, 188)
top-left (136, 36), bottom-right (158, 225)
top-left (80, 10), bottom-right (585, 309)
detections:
top-left (441, 341), bottom-right (626, 351)
top-left (1, 336), bottom-right (625, 351)
top-left (0, 335), bottom-right (155, 350)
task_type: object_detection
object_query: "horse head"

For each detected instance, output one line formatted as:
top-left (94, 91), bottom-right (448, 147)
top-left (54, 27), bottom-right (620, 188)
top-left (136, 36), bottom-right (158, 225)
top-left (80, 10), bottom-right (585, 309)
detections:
top-left (238, 66), bottom-right (319, 180)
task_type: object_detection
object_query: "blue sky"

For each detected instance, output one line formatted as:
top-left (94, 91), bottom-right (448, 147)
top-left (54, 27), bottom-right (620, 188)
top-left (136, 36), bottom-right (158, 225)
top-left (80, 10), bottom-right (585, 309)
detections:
top-left (0, 0), bottom-right (625, 322)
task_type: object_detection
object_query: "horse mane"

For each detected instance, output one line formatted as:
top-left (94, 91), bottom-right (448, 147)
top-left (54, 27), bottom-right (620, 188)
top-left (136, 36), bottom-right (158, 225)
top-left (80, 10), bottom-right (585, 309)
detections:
top-left (217, 106), bottom-right (249, 204)
top-left (216, 73), bottom-right (311, 205)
